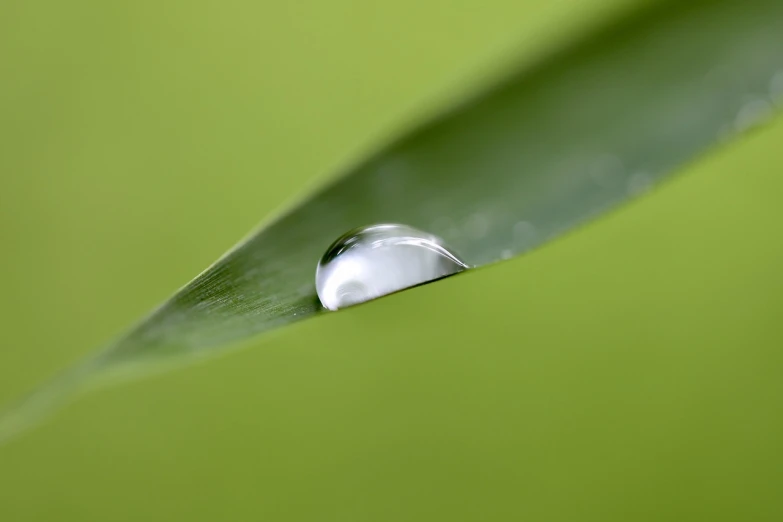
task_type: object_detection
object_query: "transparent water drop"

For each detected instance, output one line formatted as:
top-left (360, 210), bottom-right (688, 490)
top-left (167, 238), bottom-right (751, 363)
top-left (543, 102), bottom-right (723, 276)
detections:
top-left (315, 223), bottom-right (468, 311)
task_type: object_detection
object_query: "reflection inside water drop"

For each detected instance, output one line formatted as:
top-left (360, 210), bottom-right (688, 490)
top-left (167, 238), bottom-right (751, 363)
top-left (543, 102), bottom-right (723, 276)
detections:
top-left (315, 224), bottom-right (468, 311)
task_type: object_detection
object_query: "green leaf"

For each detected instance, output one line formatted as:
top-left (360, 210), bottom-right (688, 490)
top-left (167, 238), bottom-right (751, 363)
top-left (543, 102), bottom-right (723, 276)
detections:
top-left (2, 0), bottom-right (782, 443)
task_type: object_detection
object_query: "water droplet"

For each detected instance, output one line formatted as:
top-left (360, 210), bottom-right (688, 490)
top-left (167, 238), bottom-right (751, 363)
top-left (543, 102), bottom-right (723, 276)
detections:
top-left (734, 98), bottom-right (773, 132)
top-left (315, 224), bottom-right (468, 311)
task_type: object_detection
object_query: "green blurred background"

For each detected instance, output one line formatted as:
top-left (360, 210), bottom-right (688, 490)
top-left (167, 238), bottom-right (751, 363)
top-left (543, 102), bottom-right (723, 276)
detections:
top-left (1, 0), bottom-right (782, 520)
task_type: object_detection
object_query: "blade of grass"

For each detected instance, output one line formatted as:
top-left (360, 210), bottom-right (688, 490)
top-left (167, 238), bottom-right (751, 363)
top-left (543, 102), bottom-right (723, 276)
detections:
top-left (2, 0), bottom-right (782, 443)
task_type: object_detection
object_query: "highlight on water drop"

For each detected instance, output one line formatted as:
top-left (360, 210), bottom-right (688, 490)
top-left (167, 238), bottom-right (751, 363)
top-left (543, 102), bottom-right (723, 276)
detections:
top-left (315, 223), bottom-right (468, 311)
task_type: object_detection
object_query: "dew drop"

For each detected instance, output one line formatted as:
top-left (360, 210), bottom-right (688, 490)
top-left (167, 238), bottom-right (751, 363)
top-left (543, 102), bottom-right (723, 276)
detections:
top-left (315, 224), bottom-right (468, 311)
